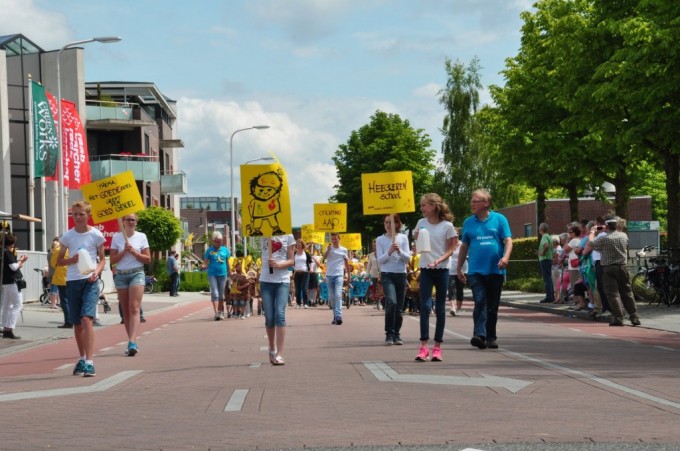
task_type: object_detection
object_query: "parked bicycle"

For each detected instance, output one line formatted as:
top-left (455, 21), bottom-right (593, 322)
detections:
top-left (631, 246), bottom-right (679, 307)
top-left (144, 275), bottom-right (157, 294)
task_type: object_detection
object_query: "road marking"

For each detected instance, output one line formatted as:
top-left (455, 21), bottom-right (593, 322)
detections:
top-left (259, 346), bottom-right (268, 351)
top-left (56, 364), bottom-right (71, 371)
top-left (654, 346), bottom-right (675, 351)
top-left (250, 362), bottom-right (261, 368)
top-left (224, 389), bottom-right (249, 412)
top-left (362, 361), bottom-right (531, 393)
top-left (0, 370), bottom-right (142, 402)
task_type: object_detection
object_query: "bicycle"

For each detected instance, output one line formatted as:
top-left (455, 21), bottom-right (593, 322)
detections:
top-left (631, 246), bottom-right (675, 307)
top-left (144, 275), bottom-right (157, 294)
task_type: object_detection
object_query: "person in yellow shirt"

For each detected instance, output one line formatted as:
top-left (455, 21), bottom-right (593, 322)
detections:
top-left (50, 237), bottom-right (71, 329)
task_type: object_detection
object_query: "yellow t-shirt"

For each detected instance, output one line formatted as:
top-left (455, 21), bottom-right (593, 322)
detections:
top-left (50, 247), bottom-right (68, 286)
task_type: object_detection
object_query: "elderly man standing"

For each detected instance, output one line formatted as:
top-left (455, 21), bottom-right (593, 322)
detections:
top-left (585, 216), bottom-right (640, 327)
top-left (457, 189), bottom-right (513, 350)
top-left (538, 223), bottom-right (554, 303)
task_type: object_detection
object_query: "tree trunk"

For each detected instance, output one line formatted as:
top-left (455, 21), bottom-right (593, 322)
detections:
top-left (567, 183), bottom-right (579, 222)
top-left (536, 187), bottom-right (546, 234)
top-left (612, 167), bottom-right (630, 220)
top-left (665, 153), bottom-right (680, 248)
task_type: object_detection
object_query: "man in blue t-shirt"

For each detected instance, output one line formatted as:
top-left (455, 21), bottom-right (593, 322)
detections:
top-left (457, 189), bottom-right (513, 350)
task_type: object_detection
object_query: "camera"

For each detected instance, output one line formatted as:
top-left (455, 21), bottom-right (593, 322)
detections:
top-left (596, 226), bottom-right (603, 231)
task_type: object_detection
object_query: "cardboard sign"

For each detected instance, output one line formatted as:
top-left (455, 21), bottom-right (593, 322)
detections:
top-left (301, 224), bottom-right (325, 244)
top-left (241, 160), bottom-right (292, 237)
top-left (314, 203), bottom-right (347, 232)
top-left (340, 233), bottom-right (362, 251)
top-left (361, 171), bottom-right (415, 215)
top-left (80, 171), bottom-right (144, 224)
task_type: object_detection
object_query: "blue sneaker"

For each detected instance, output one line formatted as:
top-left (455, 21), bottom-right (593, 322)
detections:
top-left (73, 359), bottom-right (86, 376)
top-left (82, 362), bottom-right (96, 377)
top-left (127, 342), bottom-right (138, 357)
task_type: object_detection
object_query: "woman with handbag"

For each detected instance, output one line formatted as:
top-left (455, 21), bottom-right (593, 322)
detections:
top-left (1, 233), bottom-right (27, 339)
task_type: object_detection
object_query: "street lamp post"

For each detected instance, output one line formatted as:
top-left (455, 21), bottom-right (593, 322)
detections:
top-left (229, 125), bottom-right (270, 254)
top-left (242, 157), bottom-right (276, 257)
top-left (56, 36), bottom-right (121, 234)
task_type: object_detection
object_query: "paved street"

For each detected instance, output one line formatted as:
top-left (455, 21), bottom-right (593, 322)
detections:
top-left (1, 290), bottom-right (679, 450)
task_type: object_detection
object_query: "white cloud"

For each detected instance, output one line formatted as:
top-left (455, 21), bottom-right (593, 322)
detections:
top-left (0, 0), bottom-right (71, 50)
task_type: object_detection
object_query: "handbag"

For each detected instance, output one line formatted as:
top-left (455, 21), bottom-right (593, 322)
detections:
top-left (570, 258), bottom-right (580, 268)
top-left (15, 278), bottom-right (27, 290)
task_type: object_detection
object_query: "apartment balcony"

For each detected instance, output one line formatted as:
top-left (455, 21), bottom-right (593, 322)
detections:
top-left (161, 170), bottom-right (187, 194)
top-left (90, 154), bottom-right (160, 182)
top-left (86, 101), bottom-right (155, 131)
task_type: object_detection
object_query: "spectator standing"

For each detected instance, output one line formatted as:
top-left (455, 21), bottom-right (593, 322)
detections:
top-left (50, 238), bottom-right (71, 328)
top-left (448, 236), bottom-right (467, 316)
top-left (551, 235), bottom-right (564, 303)
top-left (591, 216), bottom-right (611, 316)
top-left (324, 233), bottom-right (350, 325)
top-left (260, 234), bottom-right (295, 365)
top-left (57, 201), bottom-right (106, 377)
top-left (173, 252), bottom-right (181, 295)
top-left (366, 240), bottom-right (381, 308)
top-left (1, 234), bottom-right (27, 339)
top-left (457, 189), bottom-right (513, 350)
top-left (167, 252), bottom-right (179, 297)
top-left (538, 223), bottom-right (554, 303)
top-left (110, 213), bottom-right (151, 356)
top-left (202, 231), bottom-right (230, 320)
top-left (376, 214), bottom-right (410, 345)
top-left (585, 216), bottom-right (640, 327)
top-left (413, 193), bottom-right (457, 362)
top-left (47, 238), bottom-right (59, 308)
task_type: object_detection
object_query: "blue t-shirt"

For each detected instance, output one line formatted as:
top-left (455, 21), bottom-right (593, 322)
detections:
top-left (204, 245), bottom-right (230, 277)
top-left (461, 211), bottom-right (511, 276)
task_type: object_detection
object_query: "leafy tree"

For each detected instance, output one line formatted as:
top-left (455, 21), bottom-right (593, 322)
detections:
top-left (331, 111), bottom-right (435, 243)
top-left (136, 206), bottom-right (183, 254)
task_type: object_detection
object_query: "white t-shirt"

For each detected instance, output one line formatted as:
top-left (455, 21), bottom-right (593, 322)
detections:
top-left (414, 218), bottom-right (457, 269)
top-left (111, 231), bottom-right (149, 271)
top-left (259, 234), bottom-right (295, 284)
top-left (449, 240), bottom-right (468, 275)
top-left (376, 233), bottom-right (410, 274)
top-left (567, 238), bottom-right (581, 269)
top-left (325, 245), bottom-right (349, 277)
top-left (294, 252), bottom-right (308, 271)
top-left (60, 227), bottom-right (105, 281)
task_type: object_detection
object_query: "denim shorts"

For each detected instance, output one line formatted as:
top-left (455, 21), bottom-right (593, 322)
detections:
top-left (66, 278), bottom-right (99, 325)
top-left (261, 281), bottom-right (288, 327)
top-left (114, 270), bottom-right (145, 289)
top-left (50, 284), bottom-right (59, 294)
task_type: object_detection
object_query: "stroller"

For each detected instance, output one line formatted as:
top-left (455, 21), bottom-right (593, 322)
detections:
top-left (33, 268), bottom-right (50, 305)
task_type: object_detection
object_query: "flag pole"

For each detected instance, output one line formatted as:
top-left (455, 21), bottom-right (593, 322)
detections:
top-left (27, 76), bottom-right (36, 251)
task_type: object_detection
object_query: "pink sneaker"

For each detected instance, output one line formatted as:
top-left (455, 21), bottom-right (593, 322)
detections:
top-left (415, 345), bottom-right (429, 361)
top-left (431, 347), bottom-right (442, 362)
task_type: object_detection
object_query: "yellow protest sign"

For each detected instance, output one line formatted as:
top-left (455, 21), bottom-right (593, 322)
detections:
top-left (361, 171), bottom-right (415, 215)
top-left (301, 224), bottom-right (325, 244)
top-left (314, 203), bottom-right (347, 232)
top-left (80, 171), bottom-right (144, 224)
top-left (340, 233), bottom-right (362, 251)
top-left (240, 159), bottom-right (292, 237)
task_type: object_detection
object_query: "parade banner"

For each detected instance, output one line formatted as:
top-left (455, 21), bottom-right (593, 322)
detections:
top-left (240, 159), bottom-right (292, 237)
top-left (340, 233), bottom-right (362, 251)
top-left (45, 98), bottom-right (92, 188)
top-left (80, 171), bottom-right (144, 223)
top-left (31, 81), bottom-right (58, 177)
top-left (301, 224), bottom-right (325, 244)
top-left (361, 171), bottom-right (415, 215)
top-left (314, 203), bottom-right (347, 232)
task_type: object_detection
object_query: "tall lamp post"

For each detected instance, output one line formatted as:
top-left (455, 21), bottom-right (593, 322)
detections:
top-left (242, 157), bottom-right (276, 257)
top-left (229, 125), bottom-right (270, 254)
top-left (56, 36), bottom-right (121, 235)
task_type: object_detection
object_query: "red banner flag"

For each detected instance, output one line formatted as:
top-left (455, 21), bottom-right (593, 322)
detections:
top-left (46, 97), bottom-right (92, 189)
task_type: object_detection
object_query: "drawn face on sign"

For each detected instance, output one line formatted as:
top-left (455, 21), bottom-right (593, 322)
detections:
top-left (250, 171), bottom-right (282, 201)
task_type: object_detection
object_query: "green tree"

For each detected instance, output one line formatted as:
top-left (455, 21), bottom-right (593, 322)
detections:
top-left (331, 111), bottom-right (435, 243)
top-left (136, 206), bottom-right (183, 254)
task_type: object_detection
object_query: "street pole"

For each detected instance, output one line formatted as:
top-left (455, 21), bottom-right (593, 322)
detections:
top-left (229, 125), bottom-right (270, 255)
top-left (56, 36), bottom-right (121, 235)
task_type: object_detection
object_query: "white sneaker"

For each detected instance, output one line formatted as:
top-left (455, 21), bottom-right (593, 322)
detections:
top-left (449, 309), bottom-right (456, 317)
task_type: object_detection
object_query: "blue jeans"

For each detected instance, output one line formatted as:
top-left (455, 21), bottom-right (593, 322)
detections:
top-left (382, 272), bottom-right (406, 338)
top-left (294, 271), bottom-right (310, 305)
top-left (208, 275), bottom-right (227, 301)
top-left (539, 259), bottom-right (554, 302)
top-left (66, 278), bottom-right (99, 326)
top-left (326, 275), bottom-right (344, 319)
top-left (261, 281), bottom-right (288, 327)
top-left (468, 273), bottom-right (504, 340)
top-left (419, 268), bottom-right (448, 343)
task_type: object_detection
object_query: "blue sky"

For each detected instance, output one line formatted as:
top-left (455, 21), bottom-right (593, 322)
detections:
top-left (2, 0), bottom-right (532, 227)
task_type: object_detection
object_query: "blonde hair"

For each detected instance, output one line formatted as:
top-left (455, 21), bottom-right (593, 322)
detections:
top-left (420, 193), bottom-right (453, 222)
top-left (71, 200), bottom-right (91, 214)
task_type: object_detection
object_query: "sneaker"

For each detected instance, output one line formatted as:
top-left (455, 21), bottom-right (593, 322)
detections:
top-left (385, 335), bottom-right (394, 346)
top-left (336, 317), bottom-right (343, 325)
top-left (93, 320), bottom-right (103, 327)
top-left (415, 345), bottom-right (429, 361)
top-left (486, 338), bottom-right (499, 349)
top-left (331, 318), bottom-right (337, 325)
top-left (72, 359), bottom-right (86, 376)
top-left (82, 362), bottom-right (96, 377)
top-left (630, 317), bottom-right (641, 326)
top-left (219, 312), bottom-right (225, 320)
top-left (393, 336), bottom-right (403, 346)
top-left (214, 315), bottom-right (222, 321)
top-left (431, 347), bottom-right (443, 361)
top-left (127, 342), bottom-right (138, 357)
top-left (449, 309), bottom-right (456, 317)
top-left (471, 336), bottom-right (487, 349)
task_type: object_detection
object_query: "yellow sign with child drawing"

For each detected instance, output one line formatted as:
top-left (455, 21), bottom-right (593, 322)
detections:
top-left (301, 224), bottom-right (325, 244)
top-left (80, 171), bottom-right (144, 224)
top-left (314, 203), bottom-right (347, 232)
top-left (240, 159), bottom-right (292, 237)
top-left (340, 233), bottom-right (362, 251)
top-left (361, 171), bottom-right (415, 215)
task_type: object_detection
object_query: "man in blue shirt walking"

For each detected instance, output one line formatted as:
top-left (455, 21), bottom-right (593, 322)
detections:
top-left (457, 189), bottom-right (513, 350)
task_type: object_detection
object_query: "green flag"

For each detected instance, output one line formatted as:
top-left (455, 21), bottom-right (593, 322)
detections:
top-left (31, 81), bottom-right (58, 177)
